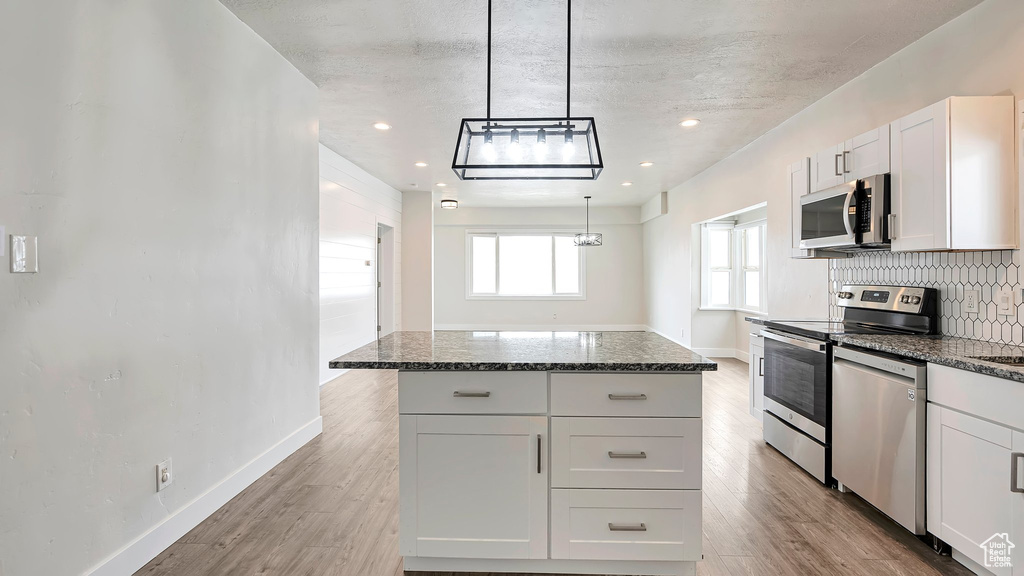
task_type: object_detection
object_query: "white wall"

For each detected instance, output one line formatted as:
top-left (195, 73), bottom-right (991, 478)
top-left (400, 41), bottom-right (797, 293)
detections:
top-left (319, 144), bottom-right (402, 384)
top-left (0, 2), bottom-right (320, 575)
top-left (434, 207), bottom-right (646, 330)
top-left (401, 191), bottom-right (434, 331)
top-left (644, 0), bottom-right (1024, 354)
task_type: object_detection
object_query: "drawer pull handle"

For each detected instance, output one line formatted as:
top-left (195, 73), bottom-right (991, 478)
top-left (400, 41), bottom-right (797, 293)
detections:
top-left (608, 451), bottom-right (647, 459)
top-left (1012, 452), bottom-right (1024, 494)
top-left (608, 393), bottom-right (647, 400)
top-left (452, 391), bottom-right (491, 398)
top-left (608, 522), bottom-right (647, 532)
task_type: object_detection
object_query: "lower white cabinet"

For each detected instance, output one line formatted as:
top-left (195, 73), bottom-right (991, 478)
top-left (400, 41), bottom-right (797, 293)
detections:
top-left (551, 489), bottom-right (701, 562)
top-left (926, 364), bottom-right (1024, 575)
top-left (399, 414), bottom-right (548, 559)
top-left (749, 332), bottom-right (764, 421)
top-left (551, 417), bottom-right (701, 490)
top-left (398, 370), bottom-right (703, 574)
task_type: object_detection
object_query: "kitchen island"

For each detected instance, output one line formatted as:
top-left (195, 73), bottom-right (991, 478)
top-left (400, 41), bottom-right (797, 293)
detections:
top-left (331, 330), bottom-right (716, 576)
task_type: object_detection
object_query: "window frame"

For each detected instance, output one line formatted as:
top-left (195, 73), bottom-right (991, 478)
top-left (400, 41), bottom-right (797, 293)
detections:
top-left (699, 219), bottom-right (767, 313)
top-left (735, 219), bottom-right (767, 313)
top-left (465, 229), bottom-right (587, 301)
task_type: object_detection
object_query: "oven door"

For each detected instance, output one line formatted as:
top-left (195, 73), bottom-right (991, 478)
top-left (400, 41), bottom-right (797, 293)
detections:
top-left (799, 181), bottom-right (857, 249)
top-left (761, 329), bottom-right (829, 443)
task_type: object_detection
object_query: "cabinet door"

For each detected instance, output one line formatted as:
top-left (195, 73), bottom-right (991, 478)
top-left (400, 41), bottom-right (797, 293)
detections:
top-left (399, 415), bottom-right (548, 559)
top-left (844, 124), bottom-right (890, 181)
top-left (1014, 430), bottom-right (1024, 576)
top-left (891, 100), bottom-right (949, 251)
top-left (790, 158), bottom-right (814, 258)
top-left (749, 338), bottom-right (764, 421)
top-left (809, 143), bottom-right (844, 192)
top-left (928, 405), bottom-right (1014, 575)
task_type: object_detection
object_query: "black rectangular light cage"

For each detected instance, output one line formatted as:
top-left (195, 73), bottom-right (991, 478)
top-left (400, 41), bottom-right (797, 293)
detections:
top-left (451, 117), bottom-right (603, 180)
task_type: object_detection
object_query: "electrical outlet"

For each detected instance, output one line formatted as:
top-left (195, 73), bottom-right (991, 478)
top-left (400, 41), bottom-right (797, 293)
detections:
top-left (964, 289), bottom-right (980, 314)
top-left (998, 286), bottom-right (1014, 316)
top-left (156, 458), bottom-right (173, 492)
top-left (552, 313), bottom-right (557, 320)
top-left (9, 235), bottom-right (38, 273)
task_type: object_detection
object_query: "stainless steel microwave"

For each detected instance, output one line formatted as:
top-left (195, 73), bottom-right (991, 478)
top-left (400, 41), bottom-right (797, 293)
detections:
top-left (799, 173), bottom-right (890, 251)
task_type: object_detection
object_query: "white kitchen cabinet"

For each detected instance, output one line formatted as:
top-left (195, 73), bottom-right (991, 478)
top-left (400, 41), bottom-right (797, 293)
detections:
top-left (890, 96), bottom-right (1016, 251)
top-left (844, 124), bottom-right (890, 181)
top-left (790, 158), bottom-right (814, 258)
top-left (399, 414), bottom-right (548, 559)
top-left (926, 364), bottom-right (1024, 575)
top-left (810, 143), bottom-right (844, 192)
top-left (748, 332), bottom-right (764, 421)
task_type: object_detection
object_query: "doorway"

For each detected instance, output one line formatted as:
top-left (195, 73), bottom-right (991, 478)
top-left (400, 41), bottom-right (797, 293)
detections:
top-left (377, 223), bottom-right (396, 338)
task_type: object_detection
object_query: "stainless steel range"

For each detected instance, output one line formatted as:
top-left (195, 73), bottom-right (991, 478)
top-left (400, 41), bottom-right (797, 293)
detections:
top-left (760, 285), bottom-right (938, 484)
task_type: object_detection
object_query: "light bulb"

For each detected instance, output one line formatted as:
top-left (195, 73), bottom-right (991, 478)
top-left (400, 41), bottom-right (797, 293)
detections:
top-left (534, 129), bottom-right (548, 159)
top-left (482, 129), bottom-right (496, 161)
top-left (562, 128), bottom-right (575, 160)
top-left (508, 129), bottom-right (523, 161)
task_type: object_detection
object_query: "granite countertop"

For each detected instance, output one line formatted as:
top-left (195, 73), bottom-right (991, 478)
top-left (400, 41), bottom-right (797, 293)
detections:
top-left (834, 334), bottom-right (1024, 383)
top-left (330, 330), bottom-right (718, 372)
top-left (744, 316), bottom-right (769, 326)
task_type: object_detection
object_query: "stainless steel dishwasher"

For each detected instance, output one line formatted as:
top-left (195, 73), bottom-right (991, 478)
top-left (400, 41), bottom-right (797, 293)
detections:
top-left (832, 345), bottom-right (927, 535)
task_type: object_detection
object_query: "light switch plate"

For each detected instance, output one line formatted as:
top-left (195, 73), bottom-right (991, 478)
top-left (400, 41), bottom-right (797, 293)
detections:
top-left (998, 286), bottom-right (1014, 316)
top-left (10, 235), bottom-right (38, 273)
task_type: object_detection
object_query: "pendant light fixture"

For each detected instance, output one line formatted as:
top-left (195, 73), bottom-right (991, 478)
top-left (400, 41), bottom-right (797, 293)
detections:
top-left (574, 196), bottom-right (602, 246)
top-left (451, 0), bottom-right (603, 181)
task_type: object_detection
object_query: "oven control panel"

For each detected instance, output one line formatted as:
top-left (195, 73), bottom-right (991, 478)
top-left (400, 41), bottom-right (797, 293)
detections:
top-left (836, 285), bottom-right (929, 314)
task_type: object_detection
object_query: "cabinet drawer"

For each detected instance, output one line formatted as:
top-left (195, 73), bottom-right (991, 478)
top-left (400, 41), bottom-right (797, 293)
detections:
top-left (398, 371), bottom-right (547, 415)
top-left (551, 489), bottom-right (701, 561)
top-left (552, 418), bottom-right (700, 489)
top-left (550, 373), bottom-right (700, 417)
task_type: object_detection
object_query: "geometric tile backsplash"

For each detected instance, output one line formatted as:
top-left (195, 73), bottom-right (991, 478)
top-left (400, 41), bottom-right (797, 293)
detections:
top-left (828, 250), bottom-right (1024, 344)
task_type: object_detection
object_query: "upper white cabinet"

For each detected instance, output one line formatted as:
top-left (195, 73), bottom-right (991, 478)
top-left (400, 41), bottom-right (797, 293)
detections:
top-left (790, 158), bottom-right (813, 258)
top-left (845, 125), bottom-right (890, 181)
top-left (809, 125), bottom-right (891, 194)
top-left (810, 143), bottom-right (845, 192)
top-left (891, 96), bottom-right (1016, 251)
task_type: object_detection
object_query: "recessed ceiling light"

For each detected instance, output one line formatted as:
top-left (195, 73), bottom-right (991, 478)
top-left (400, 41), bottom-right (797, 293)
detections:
top-left (436, 182), bottom-right (447, 187)
top-left (373, 122), bottom-right (392, 130)
top-left (639, 161), bottom-right (654, 167)
top-left (414, 161), bottom-right (428, 167)
top-left (622, 181), bottom-right (633, 187)
top-left (679, 118), bottom-right (701, 128)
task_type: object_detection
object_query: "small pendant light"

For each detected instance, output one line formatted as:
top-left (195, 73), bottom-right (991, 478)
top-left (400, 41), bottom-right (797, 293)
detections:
top-left (574, 196), bottom-right (602, 246)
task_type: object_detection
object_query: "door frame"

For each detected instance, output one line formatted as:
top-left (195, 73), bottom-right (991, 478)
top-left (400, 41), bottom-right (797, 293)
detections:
top-left (377, 222), bottom-right (396, 339)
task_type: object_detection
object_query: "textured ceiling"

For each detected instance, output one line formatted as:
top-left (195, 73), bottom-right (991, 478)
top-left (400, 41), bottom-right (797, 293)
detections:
top-left (220, 0), bottom-right (979, 206)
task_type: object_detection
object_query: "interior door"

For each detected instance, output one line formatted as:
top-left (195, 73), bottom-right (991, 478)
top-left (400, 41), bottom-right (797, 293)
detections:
top-left (845, 125), bottom-right (891, 181)
top-left (891, 100), bottom-right (949, 251)
top-left (810, 143), bottom-right (844, 192)
top-left (929, 405), bottom-right (1014, 576)
top-left (399, 415), bottom-right (548, 559)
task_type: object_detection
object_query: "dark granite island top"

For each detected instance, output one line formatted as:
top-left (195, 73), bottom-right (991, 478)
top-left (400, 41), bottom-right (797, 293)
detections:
top-left (330, 330), bottom-right (717, 372)
top-left (834, 334), bottom-right (1024, 384)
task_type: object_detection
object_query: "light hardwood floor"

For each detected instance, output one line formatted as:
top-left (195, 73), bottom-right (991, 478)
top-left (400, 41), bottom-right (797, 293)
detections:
top-left (138, 359), bottom-right (971, 576)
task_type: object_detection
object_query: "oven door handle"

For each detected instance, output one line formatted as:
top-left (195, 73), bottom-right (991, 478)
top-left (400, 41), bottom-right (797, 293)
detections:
top-left (760, 329), bottom-right (827, 353)
top-left (842, 187), bottom-right (856, 239)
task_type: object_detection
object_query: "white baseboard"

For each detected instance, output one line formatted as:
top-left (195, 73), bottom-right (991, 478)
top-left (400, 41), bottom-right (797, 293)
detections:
top-left (433, 324), bottom-right (649, 331)
top-left (86, 416), bottom-right (324, 576)
top-left (691, 347), bottom-right (741, 359)
top-left (735, 349), bottom-right (750, 363)
top-left (321, 368), bottom-right (349, 386)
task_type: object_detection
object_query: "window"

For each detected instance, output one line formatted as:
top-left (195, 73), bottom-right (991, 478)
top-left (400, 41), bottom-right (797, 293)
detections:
top-left (700, 219), bottom-right (766, 312)
top-left (468, 231), bottom-right (584, 298)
